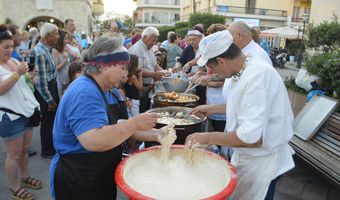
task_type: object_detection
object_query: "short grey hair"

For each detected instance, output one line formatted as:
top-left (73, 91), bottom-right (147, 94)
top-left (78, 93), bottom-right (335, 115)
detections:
top-left (82, 32), bottom-right (125, 74)
top-left (40, 23), bottom-right (58, 39)
top-left (142, 27), bottom-right (159, 38)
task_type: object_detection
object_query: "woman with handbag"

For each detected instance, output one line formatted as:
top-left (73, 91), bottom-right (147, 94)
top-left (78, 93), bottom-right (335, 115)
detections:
top-left (0, 24), bottom-right (42, 200)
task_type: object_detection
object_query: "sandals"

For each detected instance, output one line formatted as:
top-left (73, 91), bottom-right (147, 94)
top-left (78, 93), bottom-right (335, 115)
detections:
top-left (19, 177), bottom-right (42, 189)
top-left (9, 187), bottom-right (34, 200)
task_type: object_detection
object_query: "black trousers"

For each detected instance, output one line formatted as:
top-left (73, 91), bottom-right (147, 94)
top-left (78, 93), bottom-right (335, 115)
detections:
top-left (139, 86), bottom-right (151, 113)
top-left (36, 79), bottom-right (59, 156)
top-left (210, 119), bottom-right (226, 132)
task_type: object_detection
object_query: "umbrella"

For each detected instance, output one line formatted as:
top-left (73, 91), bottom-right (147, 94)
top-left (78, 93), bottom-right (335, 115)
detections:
top-left (261, 26), bottom-right (299, 39)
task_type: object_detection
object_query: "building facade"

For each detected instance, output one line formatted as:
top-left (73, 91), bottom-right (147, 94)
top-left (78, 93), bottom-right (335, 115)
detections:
top-left (310, 0), bottom-right (340, 24)
top-left (181, 0), bottom-right (293, 28)
top-left (133, 0), bottom-right (181, 28)
top-left (0, 0), bottom-right (104, 33)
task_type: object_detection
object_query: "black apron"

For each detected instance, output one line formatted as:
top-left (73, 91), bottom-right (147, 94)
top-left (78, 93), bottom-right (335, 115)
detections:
top-left (54, 74), bottom-right (128, 200)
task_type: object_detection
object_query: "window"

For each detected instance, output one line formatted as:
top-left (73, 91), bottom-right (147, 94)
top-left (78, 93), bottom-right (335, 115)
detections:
top-left (152, 12), bottom-right (169, 24)
top-left (293, 6), bottom-right (300, 20)
top-left (144, 13), bottom-right (150, 23)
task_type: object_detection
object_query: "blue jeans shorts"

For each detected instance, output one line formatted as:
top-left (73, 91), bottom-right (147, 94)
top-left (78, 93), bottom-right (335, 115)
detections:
top-left (0, 113), bottom-right (32, 140)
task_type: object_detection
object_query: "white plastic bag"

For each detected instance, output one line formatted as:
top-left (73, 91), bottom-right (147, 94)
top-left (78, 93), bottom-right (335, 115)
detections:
top-left (295, 68), bottom-right (319, 92)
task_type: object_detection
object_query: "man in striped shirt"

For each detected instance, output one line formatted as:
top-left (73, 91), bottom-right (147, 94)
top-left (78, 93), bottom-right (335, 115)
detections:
top-left (34, 23), bottom-right (59, 159)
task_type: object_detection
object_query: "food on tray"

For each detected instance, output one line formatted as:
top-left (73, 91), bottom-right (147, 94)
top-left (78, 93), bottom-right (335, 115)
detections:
top-left (162, 92), bottom-right (196, 102)
top-left (157, 111), bottom-right (202, 125)
top-left (164, 91), bottom-right (179, 100)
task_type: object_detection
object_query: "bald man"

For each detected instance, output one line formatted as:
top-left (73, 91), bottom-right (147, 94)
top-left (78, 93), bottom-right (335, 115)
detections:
top-left (228, 21), bottom-right (272, 65)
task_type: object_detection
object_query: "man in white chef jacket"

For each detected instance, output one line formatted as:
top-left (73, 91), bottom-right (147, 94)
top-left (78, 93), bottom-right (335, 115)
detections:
top-left (186, 30), bottom-right (295, 200)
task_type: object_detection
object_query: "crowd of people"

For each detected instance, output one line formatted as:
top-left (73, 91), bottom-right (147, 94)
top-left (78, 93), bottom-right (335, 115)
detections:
top-left (0, 17), bottom-right (295, 200)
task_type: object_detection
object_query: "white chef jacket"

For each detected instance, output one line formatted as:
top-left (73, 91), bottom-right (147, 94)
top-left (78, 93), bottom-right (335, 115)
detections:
top-left (222, 40), bottom-right (272, 101)
top-left (226, 57), bottom-right (295, 177)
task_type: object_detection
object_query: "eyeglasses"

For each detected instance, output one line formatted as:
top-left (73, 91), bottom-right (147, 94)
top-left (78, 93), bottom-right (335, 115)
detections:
top-left (0, 30), bottom-right (13, 37)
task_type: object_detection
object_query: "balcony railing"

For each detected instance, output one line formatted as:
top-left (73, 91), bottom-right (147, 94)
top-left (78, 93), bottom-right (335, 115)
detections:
top-left (136, 17), bottom-right (179, 25)
top-left (214, 5), bottom-right (287, 17)
top-left (137, 0), bottom-right (180, 6)
top-left (181, 5), bottom-right (287, 21)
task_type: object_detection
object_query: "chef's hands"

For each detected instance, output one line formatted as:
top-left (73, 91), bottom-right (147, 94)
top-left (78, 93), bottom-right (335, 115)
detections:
top-left (190, 105), bottom-right (212, 118)
top-left (131, 113), bottom-right (159, 131)
top-left (185, 132), bottom-right (210, 148)
top-left (157, 123), bottom-right (176, 144)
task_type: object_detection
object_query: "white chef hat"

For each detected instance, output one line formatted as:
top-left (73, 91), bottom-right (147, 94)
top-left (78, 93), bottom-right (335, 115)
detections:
top-left (197, 30), bottom-right (233, 66)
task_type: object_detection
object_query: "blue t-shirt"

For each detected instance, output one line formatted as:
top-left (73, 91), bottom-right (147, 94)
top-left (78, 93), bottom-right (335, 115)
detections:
top-left (49, 75), bottom-right (121, 198)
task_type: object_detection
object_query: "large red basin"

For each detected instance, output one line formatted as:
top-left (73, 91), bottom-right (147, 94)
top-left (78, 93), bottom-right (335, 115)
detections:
top-left (115, 145), bottom-right (237, 200)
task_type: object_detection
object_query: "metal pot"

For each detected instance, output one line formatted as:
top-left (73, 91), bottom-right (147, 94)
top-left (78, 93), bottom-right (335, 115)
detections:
top-left (162, 77), bottom-right (190, 93)
top-left (145, 106), bottom-right (206, 146)
top-left (153, 92), bottom-right (199, 108)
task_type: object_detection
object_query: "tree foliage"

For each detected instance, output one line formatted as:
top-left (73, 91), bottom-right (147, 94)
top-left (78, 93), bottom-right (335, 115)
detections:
top-left (304, 17), bottom-right (340, 99)
top-left (306, 16), bottom-right (340, 51)
top-left (157, 26), bottom-right (176, 42)
top-left (188, 13), bottom-right (225, 31)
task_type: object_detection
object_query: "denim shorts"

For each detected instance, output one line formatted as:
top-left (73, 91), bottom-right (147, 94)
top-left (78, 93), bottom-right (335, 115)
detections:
top-left (0, 113), bottom-right (32, 140)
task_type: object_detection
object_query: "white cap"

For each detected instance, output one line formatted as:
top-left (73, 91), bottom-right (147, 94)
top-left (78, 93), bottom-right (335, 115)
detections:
top-left (197, 30), bottom-right (233, 66)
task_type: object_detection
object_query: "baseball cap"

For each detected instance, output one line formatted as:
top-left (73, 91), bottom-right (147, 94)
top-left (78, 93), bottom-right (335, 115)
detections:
top-left (197, 30), bottom-right (233, 66)
top-left (116, 21), bottom-right (128, 30)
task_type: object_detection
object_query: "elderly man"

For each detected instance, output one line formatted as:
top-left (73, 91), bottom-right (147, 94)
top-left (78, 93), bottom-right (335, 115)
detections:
top-left (221, 21), bottom-right (273, 101)
top-left (228, 21), bottom-right (271, 65)
top-left (129, 27), bottom-right (165, 112)
top-left (34, 23), bottom-right (59, 158)
top-left (186, 30), bottom-right (295, 200)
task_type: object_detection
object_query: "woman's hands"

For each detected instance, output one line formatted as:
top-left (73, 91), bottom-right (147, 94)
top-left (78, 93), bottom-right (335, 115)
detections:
top-left (16, 62), bottom-right (29, 76)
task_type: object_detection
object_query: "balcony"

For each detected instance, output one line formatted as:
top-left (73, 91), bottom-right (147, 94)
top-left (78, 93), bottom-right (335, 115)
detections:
top-left (92, 2), bottom-right (104, 16)
top-left (214, 5), bottom-right (287, 20)
top-left (181, 5), bottom-right (287, 21)
top-left (136, 0), bottom-right (180, 9)
top-left (135, 17), bottom-right (180, 27)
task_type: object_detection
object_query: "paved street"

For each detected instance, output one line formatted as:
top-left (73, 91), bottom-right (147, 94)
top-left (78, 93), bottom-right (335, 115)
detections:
top-left (0, 63), bottom-right (339, 200)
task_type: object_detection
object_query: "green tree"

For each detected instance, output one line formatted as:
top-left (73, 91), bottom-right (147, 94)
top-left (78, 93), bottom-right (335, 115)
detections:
top-left (304, 17), bottom-right (340, 99)
top-left (306, 15), bottom-right (340, 52)
top-left (157, 26), bottom-right (176, 43)
top-left (5, 17), bottom-right (13, 24)
top-left (188, 13), bottom-right (225, 31)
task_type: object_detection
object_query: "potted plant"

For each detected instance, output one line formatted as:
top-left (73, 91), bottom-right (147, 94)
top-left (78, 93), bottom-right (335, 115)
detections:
top-left (304, 17), bottom-right (340, 107)
top-left (284, 77), bottom-right (308, 116)
top-left (287, 41), bottom-right (299, 63)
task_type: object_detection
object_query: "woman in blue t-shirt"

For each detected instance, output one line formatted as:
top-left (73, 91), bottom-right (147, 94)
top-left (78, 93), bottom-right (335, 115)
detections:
top-left (50, 33), bottom-right (164, 200)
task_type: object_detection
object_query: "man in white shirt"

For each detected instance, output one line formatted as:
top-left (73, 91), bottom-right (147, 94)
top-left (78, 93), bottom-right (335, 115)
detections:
top-left (222, 21), bottom-right (273, 100)
top-left (186, 30), bottom-right (295, 200)
top-left (129, 27), bottom-right (165, 112)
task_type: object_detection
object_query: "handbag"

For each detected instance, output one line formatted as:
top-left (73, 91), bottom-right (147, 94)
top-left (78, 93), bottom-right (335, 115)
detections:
top-left (29, 108), bottom-right (41, 127)
top-left (0, 107), bottom-right (41, 127)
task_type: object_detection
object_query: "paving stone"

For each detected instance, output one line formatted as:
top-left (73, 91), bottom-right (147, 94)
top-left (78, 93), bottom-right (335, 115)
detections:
top-left (301, 183), bottom-right (328, 200)
top-left (327, 188), bottom-right (340, 200)
top-left (276, 176), bottom-right (305, 197)
top-left (275, 192), bottom-right (303, 200)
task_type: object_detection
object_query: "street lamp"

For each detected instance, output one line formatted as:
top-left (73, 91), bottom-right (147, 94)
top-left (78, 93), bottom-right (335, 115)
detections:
top-left (296, 13), bottom-right (309, 68)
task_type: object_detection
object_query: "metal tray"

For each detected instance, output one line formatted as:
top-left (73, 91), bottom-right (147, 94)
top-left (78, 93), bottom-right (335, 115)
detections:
top-left (293, 95), bottom-right (339, 140)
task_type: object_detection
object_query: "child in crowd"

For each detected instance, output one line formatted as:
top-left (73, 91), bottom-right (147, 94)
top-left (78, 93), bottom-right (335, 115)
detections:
top-left (123, 54), bottom-right (143, 117)
top-left (68, 61), bottom-right (83, 84)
